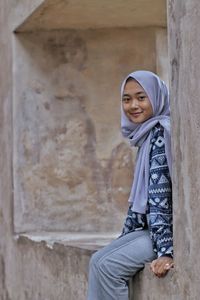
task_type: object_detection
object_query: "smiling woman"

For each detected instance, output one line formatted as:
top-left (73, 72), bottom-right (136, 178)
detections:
top-left (87, 70), bottom-right (173, 300)
top-left (122, 78), bottom-right (154, 124)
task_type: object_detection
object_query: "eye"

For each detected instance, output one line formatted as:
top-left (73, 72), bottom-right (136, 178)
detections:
top-left (122, 97), bottom-right (130, 103)
top-left (138, 95), bottom-right (146, 101)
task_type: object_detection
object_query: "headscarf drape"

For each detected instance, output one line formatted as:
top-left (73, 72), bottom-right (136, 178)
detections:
top-left (121, 70), bottom-right (172, 213)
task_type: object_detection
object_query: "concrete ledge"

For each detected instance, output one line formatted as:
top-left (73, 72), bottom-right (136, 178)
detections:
top-left (16, 232), bottom-right (118, 250)
top-left (130, 265), bottom-right (178, 300)
top-left (15, 233), bottom-right (178, 300)
top-left (13, 233), bottom-right (116, 300)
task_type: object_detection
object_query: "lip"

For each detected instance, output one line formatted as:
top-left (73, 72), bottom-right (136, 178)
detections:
top-left (129, 112), bottom-right (143, 117)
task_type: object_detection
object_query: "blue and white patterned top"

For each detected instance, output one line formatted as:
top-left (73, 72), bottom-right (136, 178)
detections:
top-left (121, 124), bottom-right (173, 258)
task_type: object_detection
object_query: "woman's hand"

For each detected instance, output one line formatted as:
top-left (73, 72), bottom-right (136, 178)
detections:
top-left (150, 256), bottom-right (174, 277)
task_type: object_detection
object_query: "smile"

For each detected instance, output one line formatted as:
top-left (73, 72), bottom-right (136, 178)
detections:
top-left (129, 112), bottom-right (143, 117)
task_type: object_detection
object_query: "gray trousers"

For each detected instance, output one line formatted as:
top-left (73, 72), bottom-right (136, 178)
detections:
top-left (87, 230), bottom-right (156, 300)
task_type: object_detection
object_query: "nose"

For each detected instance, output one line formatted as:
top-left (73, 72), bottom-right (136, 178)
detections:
top-left (130, 99), bottom-right (139, 109)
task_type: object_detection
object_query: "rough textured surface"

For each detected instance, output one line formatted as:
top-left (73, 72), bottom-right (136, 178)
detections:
top-left (0, 0), bottom-right (14, 298)
top-left (130, 267), bottom-right (177, 300)
top-left (15, 0), bottom-right (167, 32)
top-left (155, 28), bottom-right (169, 86)
top-left (168, 0), bottom-right (200, 298)
top-left (12, 0), bottom-right (44, 31)
top-left (9, 236), bottom-right (97, 300)
top-left (13, 28), bottom-right (158, 233)
top-left (0, 1), bottom-right (186, 300)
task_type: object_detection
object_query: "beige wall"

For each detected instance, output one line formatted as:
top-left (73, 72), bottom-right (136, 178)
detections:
top-left (168, 0), bottom-right (200, 298)
top-left (0, 1), bottom-right (14, 298)
top-left (0, 0), bottom-right (171, 299)
top-left (13, 28), bottom-right (159, 233)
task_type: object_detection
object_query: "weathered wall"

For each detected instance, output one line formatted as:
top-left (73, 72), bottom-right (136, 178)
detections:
top-left (13, 28), bottom-right (158, 233)
top-left (0, 0), bottom-right (15, 298)
top-left (6, 236), bottom-right (93, 300)
top-left (15, 0), bottom-right (167, 31)
top-left (12, 0), bottom-right (44, 31)
top-left (0, 1), bottom-right (175, 300)
top-left (130, 266), bottom-right (178, 300)
top-left (168, 0), bottom-right (200, 298)
top-left (155, 28), bottom-right (169, 86)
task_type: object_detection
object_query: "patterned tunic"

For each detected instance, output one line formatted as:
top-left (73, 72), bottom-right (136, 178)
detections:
top-left (121, 124), bottom-right (173, 258)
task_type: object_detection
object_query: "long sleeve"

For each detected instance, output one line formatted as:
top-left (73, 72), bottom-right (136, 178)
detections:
top-left (148, 125), bottom-right (173, 258)
top-left (120, 206), bottom-right (147, 237)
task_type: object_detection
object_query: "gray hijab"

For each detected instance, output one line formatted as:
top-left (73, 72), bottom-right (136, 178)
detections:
top-left (121, 70), bottom-right (172, 214)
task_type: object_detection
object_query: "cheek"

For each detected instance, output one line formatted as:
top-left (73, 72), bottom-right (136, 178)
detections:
top-left (122, 103), bottom-right (128, 113)
top-left (148, 106), bottom-right (154, 116)
top-left (144, 102), bottom-right (153, 116)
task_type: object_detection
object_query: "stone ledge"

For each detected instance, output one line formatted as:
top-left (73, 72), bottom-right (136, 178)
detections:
top-left (130, 265), bottom-right (178, 300)
top-left (15, 233), bottom-right (113, 300)
top-left (15, 233), bottom-right (178, 300)
top-left (15, 232), bottom-right (118, 250)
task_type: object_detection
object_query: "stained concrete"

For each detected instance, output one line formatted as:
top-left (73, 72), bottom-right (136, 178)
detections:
top-left (15, 0), bottom-right (167, 32)
top-left (168, 0), bottom-right (200, 298)
top-left (13, 27), bottom-right (159, 233)
top-left (2, 0), bottom-right (194, 299)
top-left (155, 28), bottom-right (169, 86)
top-left (10, 236), bottom-right (95, 300)
top-left (130, 267), bottom-right (177, 300)
top-left (12, 0), bottom-right (44, 31)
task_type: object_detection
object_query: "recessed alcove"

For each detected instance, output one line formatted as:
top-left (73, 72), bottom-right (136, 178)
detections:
top-left (13, 0), bottom-right (168, 233)
top-left (15, 0), bottom-right (167, 32)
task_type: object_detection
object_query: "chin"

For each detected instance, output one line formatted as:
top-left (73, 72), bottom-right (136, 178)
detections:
top-left (130, 118), bottom-right (144, 124)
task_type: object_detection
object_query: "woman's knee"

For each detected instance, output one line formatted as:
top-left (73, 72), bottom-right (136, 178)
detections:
top-left (89, 251), bottom-right (112, 278)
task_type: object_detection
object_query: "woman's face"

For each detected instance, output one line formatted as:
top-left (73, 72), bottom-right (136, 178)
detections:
top-left (122, 79), bottom-right (153, 124)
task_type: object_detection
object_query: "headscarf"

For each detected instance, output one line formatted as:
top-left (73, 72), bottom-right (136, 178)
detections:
top-left (121, 70), bottom-right (172, 213)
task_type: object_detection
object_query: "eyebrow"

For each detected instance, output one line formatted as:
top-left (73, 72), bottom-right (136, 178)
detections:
top-left (122, 91), bottom-right (146, 97)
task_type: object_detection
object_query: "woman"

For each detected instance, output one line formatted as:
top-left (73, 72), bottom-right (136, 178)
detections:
top-left (87, 70), bottom-right (173, 300)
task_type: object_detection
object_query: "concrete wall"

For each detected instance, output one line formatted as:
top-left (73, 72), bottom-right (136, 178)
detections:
top-left (0, 0), bottom-right (14, 298)
top-left (130, 267), bottom-right (178, 300)
top-left (13, 27), bottom-right (159, 233)
top-left (6, 236), bottom-right (93, 300)
top-left (0, 1), bottom-right (183, 299)
top-left (168, 0), bottom-right (200, 298)
top-left (15, 0), bottom-right (167, 31)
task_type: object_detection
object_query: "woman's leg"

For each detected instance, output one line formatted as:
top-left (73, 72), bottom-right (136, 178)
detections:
top-left (87, 230), bottom-right (156, 300)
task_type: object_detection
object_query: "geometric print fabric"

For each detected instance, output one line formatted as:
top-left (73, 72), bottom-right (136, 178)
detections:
top-left (148, 124), bottom-right (173, 257)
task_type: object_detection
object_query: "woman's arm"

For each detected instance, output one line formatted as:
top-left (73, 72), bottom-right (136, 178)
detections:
top-left (148, 125), bottom-right (173, 276)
